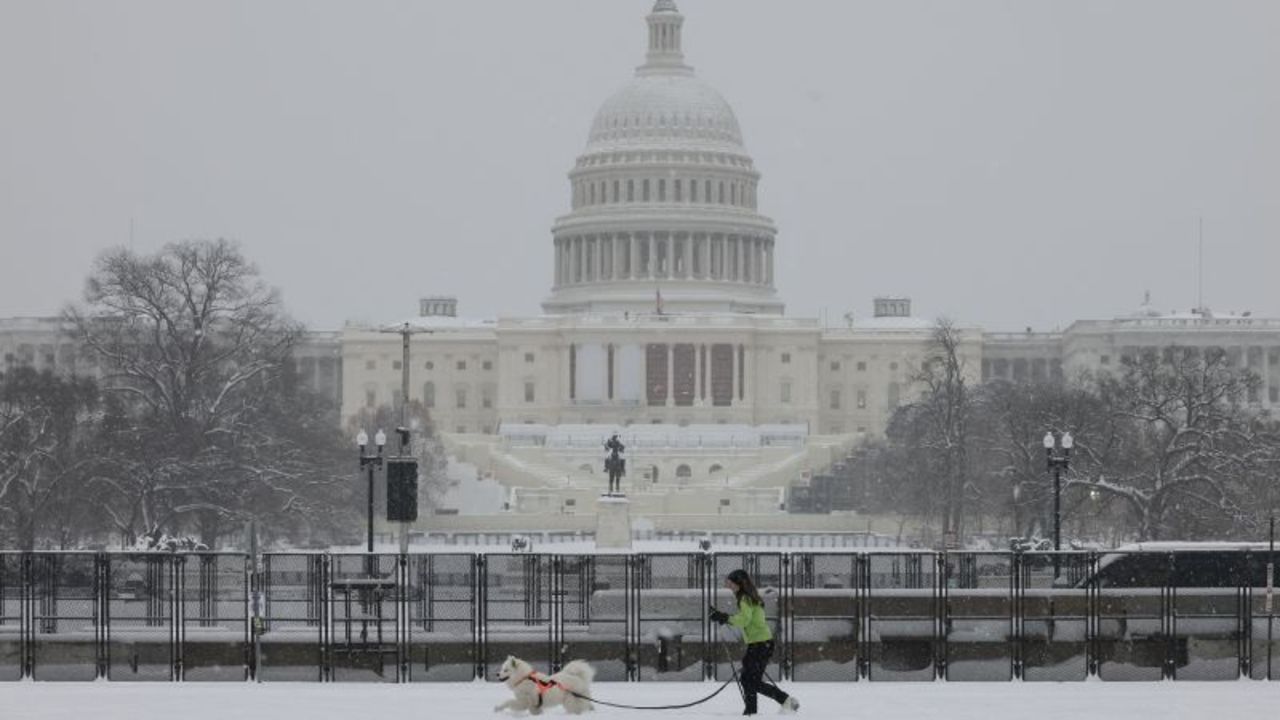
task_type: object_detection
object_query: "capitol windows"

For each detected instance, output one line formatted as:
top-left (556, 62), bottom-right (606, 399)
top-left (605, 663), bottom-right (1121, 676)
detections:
top-left (1100, 354), bottom-right (1111, 365)
top-left (642, 179), bottom-right (651, 201)
top-left (589, 183), bottom-right (595, 205)
top-left (719, 182), bottom-right (726, 204)
top-left (658, 179), bottom-right (666, 202)
top-left (856, 390), bottom-right (867, 409)
top-left (524, 382), bottom-right (535, 403)
top-left (392, 360), bottom-right (402, 371)
top-left (483, 360), bottom-right (493, 371)
top-left (704, 180), bottom-right (712, 203)
top-left (613, 180), bottom-right (620, 202)
top-left (457, 360), bottom-right (467, 371)
top-left (423, 382), bottom-right (436, 409)
top-left (781, 353), bottom-right (791, 364)
top-left (456, 387), bottom-right (468, 409)
top-left (830, 361), bottom-right (841, 372)
top-left (730, 183), bottom-right (737, 206)
top-left (365, 359), bottom-right (376, 371)
top-left (690, 180), bottom-right (698, 202)
top-left (856, 361), bottom-right (867, 372)
top-left (525, 352), bottom-right (536, 363)
top-left (674, 179), bottom-right (682, 202)
top-left (887, 382), bottom-right (900, 410)
top-left (780, 382), bottom-right (792, 404)
top-left (627, 180), bottom-right (635, 202)
top-left (482, 388), bottom-right (494, 409)
top-left (829, 390), bottom-right (841, 410)
top-left (364, 389), bottom-right (376, 408)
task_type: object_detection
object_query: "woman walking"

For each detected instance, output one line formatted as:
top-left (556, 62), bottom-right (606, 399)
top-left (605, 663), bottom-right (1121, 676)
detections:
top-left (709, 569), bottom-right (800, 716)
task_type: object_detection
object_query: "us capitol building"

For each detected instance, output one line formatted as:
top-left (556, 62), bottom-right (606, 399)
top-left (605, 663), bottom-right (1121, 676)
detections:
top-left (4, 2), bottom-right (1279, 533)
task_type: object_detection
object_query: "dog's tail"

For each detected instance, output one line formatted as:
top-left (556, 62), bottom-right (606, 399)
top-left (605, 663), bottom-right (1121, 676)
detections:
top-left (559, 660), bottom-right (596, 684)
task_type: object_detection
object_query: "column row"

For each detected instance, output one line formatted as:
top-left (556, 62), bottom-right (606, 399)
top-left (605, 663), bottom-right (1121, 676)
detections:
top-left (554, 232), bottom-right (775, 287)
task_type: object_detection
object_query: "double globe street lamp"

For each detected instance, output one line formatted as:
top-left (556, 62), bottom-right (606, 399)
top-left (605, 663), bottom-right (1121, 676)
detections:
top-left (1043, 430), bottom-right (1073, 578)
top-left (357, 429), bottom-right (387, 554)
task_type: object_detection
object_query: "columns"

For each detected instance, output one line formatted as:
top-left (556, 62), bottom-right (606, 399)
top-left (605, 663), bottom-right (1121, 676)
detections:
top-left (647, 233), bottom-right (656, 279)
top-left (766, 239), bottom-right (774, 287)
top-left (630, 233), bottom-right (640, 280)
top-left (682, 232), bottom-right (693, 279)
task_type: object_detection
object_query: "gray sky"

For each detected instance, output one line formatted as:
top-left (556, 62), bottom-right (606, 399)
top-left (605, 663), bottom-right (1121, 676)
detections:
top-left (1, 0), bottom-right (1276, 331)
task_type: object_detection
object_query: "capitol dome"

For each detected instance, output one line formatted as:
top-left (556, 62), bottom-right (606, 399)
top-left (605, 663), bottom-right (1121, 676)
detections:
top-left (543, 1), bottom-right (784, 316)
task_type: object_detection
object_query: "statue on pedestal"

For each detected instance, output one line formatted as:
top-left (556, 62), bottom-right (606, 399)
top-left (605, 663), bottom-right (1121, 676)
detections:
top-left (603, 433), bottom-right (626, 496)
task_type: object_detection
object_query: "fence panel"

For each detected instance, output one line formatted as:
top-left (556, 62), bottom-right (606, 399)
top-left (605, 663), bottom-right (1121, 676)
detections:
top-left (942, 552), bottom-right (1014, 681)
top-left (0, 553), bottom-right (23, 680)
top-left (1018, 552), bottom-right (1092, 682)
top-left (634, 553), bottom-right (705, 681)
top-left (326, 554), bottom-right (400, 682)
top-left (711, 553), bottom-right (784, 681)
top-left (788, 553), bottom-right (860, 681)
top-left (258, 553), bottom-right (327, 681)
top-left (30, 553), bottom-right (101, 680)
top-left (180, 554), bottom-right (250, 681)
top-left (560, 554), bottom-right (631, 681)
top-left (481, 554), bottom-right (553, 680)
top-left (105, 554), bottom-right (176, 681)
top-left (405, 553), bottom-right (475, 681)
top-left (865, 552), bottom-right (939, 681)
top-left (1170, 552), bottom-right (1247, 680)
top-left (1094, 552), bottom-right (1169, 681)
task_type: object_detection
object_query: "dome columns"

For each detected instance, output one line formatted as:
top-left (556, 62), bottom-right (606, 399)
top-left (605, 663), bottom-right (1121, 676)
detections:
top-left (554, 229), bottom-right (775, 289)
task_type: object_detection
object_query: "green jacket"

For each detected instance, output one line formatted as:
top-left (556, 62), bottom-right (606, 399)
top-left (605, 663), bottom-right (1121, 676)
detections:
top-left (727, 596), bottom-right (772, 644)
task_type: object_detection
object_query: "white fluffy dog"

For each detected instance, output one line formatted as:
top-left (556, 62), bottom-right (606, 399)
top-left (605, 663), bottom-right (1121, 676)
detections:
top-left (494, 656), bottom-right (596, 715)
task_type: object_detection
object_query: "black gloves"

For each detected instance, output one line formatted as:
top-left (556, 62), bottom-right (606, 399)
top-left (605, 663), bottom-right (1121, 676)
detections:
top-left (708, 606), bottom-right (729, 625)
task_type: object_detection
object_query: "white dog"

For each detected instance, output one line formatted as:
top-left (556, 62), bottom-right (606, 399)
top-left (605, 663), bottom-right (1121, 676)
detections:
top-left (494, 656), bottom-right (596, 715)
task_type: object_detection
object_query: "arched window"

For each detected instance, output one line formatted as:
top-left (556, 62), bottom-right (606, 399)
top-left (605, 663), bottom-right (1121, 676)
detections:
top-left (676, 464), bottom-right (693, 482)
top-left (709, 464), bottom-right (724, 476)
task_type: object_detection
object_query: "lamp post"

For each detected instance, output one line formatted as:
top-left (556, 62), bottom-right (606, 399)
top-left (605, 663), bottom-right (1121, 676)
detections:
top-left (1043, 430), bottom-right (1073, 578)
top-left (357, 429), bottom-right (386, 554)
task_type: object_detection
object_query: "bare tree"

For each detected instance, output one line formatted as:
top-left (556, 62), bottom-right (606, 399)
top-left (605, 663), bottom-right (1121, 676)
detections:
top-left (910, 319), bottom-right (975, 544)
top-left (0, 367), bottom-right (101, 549)
top-left (67, 239), bottom-right (347, 547)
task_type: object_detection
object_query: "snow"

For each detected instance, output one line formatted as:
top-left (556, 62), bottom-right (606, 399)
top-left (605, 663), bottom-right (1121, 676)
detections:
top-left (1, 680), bottom-right (1278, 720)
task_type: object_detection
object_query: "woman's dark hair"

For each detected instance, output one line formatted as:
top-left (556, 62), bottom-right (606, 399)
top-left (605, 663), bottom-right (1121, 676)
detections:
top-left (727, 569), bottom-right (764, 606)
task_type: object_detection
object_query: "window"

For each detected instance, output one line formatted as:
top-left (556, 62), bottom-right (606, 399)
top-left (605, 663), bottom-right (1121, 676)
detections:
top-left (856, 361), bottom-right (867, 372)
top-left (456, 360), bottom-right (466, 371)
top-left (365, 359), bottom-right (376, 371)
top-left (857, 390), bottom-right (867, 409)
top-left (456, 388), bottom-right (467, 409)
top-left (425, 361), bottom-right (434, 370)
top-left (456, 426), bottom-right (466, 434)
top-left (1100, 355), bottom-right (1111, 365)
top-left (780, 382), bottom-right (792, 404)
top-left (423, 382), bottom-right (435, 409)
top-left (392, 360), bottom-right (402, 370)
top-left (525, 382), bottom-right (536, 403)
top-left (365, 390), bottom-right (376, 408)
top-left (643, 179), bottom-right (650, 201)
top-left (781, 353), bottom-right (791, 364)
top-left (627, 180), bottom-right (634, 201)
top-left (830, 361), bottom-right (841, 371)
top-left (658, 179), bottom-right (666, 201)
top-left (482, 391), bottom-right (493, 409)
top-left (829, 390), bottom-right (841, 410)
top-left (887, 382), bottom-right (900, 409)
top-left (889, 362), bottom-right (898, 371)
top-left (482, 360), bottom-right (493, 371)
top-left (524, 352), bottom-right (535, 363)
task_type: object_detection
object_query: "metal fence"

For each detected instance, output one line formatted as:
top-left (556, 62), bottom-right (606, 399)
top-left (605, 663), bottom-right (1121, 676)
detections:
top-left (0, 550), bottom-right (1274, 682)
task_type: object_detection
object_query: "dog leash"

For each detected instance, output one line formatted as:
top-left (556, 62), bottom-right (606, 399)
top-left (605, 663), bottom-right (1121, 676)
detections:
top-left (564, 638), bottom-right (746, 711)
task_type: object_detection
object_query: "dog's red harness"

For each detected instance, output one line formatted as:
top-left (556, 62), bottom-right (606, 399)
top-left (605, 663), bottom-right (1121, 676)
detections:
top-left (520, 671), bottom-right (564, 708)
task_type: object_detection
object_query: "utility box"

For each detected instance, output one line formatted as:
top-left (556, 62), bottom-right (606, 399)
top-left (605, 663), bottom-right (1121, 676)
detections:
top-left (386, 458), bottom-right (419, 523)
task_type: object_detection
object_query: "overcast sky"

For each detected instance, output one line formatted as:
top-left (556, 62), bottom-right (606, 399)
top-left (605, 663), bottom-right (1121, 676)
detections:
top-left (1, 0), bottom-right (1276, 331)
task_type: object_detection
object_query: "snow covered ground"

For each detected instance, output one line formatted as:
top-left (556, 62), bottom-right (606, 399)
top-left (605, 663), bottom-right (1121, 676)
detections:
top-left (2, 681), bottom-right (1277, 720)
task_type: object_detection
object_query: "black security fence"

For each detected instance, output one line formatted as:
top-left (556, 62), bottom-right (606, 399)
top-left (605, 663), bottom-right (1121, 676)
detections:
top-left (0, 550), bottom-right (1275, 682)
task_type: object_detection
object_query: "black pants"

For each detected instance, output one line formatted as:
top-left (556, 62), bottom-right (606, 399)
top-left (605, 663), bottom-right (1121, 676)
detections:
top-left (739, 640), bottom-right (788, 714)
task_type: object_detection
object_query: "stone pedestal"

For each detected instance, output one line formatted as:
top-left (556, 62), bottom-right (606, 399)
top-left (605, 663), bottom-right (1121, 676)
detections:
top-left (595, 494), bottom-right (633, 550)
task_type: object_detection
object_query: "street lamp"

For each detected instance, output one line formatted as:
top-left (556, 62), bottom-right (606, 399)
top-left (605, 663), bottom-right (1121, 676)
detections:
top-left (1043, 430), bottom-right (1073, 578)
top-left (357, 428), bottom-right (387, 554)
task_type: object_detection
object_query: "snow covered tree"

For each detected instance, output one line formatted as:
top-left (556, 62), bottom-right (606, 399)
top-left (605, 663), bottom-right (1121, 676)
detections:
top-left (68, 239), bottom-right (352, 547)
top-left (0, 367), bottom-right (102, 549)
